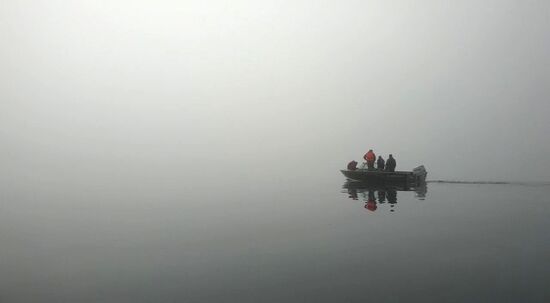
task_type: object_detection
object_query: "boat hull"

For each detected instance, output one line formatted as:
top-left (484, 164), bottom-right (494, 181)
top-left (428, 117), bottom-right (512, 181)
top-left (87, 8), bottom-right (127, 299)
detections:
top-left (340, 165), bottom-right (427, 185)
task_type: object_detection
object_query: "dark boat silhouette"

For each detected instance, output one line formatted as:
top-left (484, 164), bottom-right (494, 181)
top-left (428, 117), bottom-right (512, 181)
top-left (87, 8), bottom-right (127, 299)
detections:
top-left (340, 165), bottom-right (427, 186)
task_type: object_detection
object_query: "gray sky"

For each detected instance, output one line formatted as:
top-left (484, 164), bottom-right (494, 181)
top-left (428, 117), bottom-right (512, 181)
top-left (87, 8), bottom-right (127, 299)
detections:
top-left (1, 0), bottom-right (549, 183)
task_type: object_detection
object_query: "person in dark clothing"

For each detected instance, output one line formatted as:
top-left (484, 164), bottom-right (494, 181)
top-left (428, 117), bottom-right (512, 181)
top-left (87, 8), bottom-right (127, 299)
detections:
top-left (385, 154), bottom-right (396, 172)
top-left (377, 156), bottom-right (385, 171)
top-left (347, 160), bottom-right (358, 171)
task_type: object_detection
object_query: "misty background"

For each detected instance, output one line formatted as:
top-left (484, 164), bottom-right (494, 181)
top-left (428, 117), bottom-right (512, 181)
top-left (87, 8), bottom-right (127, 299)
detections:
top-left (1, 2), bottom-right (550, 302)
top-left (2, 0), bottom-right (550, 187)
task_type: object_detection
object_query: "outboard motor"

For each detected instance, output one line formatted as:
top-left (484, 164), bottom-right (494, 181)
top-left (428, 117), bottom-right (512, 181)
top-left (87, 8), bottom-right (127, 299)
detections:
top-left (412, 165), bottom-right (427, 183)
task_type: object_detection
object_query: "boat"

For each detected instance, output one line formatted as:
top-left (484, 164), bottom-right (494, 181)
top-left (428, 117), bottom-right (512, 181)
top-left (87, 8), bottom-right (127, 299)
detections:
top-left (340, 165), bottom-right (427, 186)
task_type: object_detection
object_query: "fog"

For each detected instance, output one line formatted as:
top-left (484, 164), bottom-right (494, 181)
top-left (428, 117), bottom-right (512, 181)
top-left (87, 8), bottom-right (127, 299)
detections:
top-left (1, 3), bottom-right (550, 302)
top-left (2, 0), bottom-right (550, 185)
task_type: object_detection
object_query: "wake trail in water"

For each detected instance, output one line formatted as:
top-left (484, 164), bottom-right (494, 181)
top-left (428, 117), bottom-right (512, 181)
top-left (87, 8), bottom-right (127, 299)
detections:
top-left (427, 180), bottom-right (550, 186)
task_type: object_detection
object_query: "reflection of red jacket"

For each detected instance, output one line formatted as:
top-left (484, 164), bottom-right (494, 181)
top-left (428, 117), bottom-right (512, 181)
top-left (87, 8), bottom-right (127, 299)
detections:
top-left (365, 200), bottom-right (377, 211)
top-left (364, 151), bottom-right (376, 163)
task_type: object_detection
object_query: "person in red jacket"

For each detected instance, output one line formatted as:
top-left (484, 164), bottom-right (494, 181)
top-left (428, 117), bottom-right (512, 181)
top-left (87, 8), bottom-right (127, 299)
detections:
top-left (363, 149), bottom-right (376, 170)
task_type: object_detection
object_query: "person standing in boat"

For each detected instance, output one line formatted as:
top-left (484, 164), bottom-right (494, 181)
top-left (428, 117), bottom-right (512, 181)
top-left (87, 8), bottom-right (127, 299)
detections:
top-left (377, 156), bottom-right (385, 171)
top-left (363, 149), bottom-right (376, 170)
top-left (385, 154), bottom-right (396, 172)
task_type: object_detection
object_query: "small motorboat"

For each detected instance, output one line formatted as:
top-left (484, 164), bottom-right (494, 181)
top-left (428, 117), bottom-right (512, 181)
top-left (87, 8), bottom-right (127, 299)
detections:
top-left (341, 165), bottom-right (427, 186)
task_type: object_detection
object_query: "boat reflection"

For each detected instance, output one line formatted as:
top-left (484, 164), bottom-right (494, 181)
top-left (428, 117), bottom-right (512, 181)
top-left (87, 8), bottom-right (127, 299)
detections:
top-left (343, 181), bottom-right (427, 212)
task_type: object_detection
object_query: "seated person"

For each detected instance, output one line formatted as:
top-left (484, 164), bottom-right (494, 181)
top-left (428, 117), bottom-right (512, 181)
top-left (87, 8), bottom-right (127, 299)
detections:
top-left (347, 160), bottom-right (358, 171)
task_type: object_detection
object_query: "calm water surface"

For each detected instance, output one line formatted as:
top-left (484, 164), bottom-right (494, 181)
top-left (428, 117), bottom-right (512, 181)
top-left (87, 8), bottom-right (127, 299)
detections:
top-left (0, 173), bottom-right (548, 302)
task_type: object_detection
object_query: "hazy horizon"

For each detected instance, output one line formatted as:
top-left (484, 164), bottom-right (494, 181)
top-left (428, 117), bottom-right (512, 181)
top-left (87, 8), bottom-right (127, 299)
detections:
top-left (2, 0), bottom-right (549, 184)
